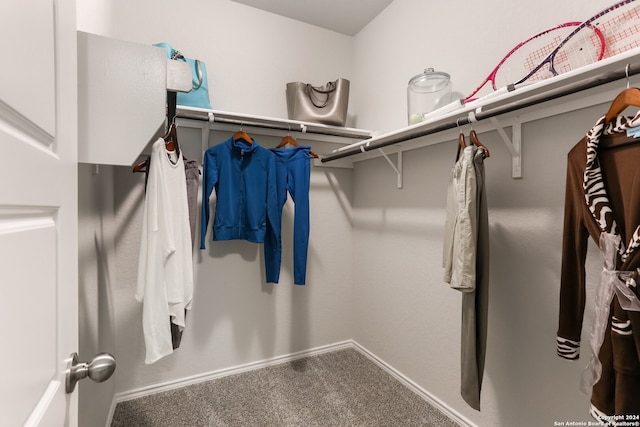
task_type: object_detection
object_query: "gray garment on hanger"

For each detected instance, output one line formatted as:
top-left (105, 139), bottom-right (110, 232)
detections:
top-left (184, 159), bottom-right (200, 247)
top-left (171, 159), bottom-right (200, 350)
top-left (443, 145), bottom-right (490, 411)
top-left (460, 147), bottom-right (489, 411)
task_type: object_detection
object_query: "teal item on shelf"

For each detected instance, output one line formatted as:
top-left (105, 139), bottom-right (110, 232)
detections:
top-left (154, 43), bottom-right (212, 110)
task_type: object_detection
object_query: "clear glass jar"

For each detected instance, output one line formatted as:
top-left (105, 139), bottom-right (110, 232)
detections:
top-left (407, 68), bottom-right (452, 125)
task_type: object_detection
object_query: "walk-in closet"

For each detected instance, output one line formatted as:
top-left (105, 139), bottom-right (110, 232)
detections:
top-left (4, 0), bottom-right (640, 426)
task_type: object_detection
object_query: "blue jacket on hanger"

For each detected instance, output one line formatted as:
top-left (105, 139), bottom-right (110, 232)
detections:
top-left (200, 136), bottom-right (281, 282)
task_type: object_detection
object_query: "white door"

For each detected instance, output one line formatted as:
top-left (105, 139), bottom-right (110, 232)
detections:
top-left (0, 0), bottom-right (80, 426)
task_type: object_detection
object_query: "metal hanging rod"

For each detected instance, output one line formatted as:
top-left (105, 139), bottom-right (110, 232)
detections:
top-left (321, 53), bottom-right (640, 163)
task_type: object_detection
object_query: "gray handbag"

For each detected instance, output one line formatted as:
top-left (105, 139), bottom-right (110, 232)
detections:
top-left (286, 79), bottom-right (350, 126)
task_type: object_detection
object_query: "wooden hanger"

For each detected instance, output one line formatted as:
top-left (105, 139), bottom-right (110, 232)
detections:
top-left (470, 129), bottom-right (490, 157)
top-left (599, 82), bottom-right (640, 150)
top-left (132, 121), bottom-right (182, 173)
top-left (133, 156), bottom-right (148, 173)
top-left (458, 132), bottom-right (467, 150)
top-left (604, 87), bottom-right (640, 123)
top-left (455, 132), bottom-right (466, 161)
top-left (455, 130), bottom-right (490, 161)
top-left (276, 134), bottom-right (319, 158)
top-left (276, 135), bottom-right (297, 148)
top-left (233, 129), bottom-right (253, 144)
top-left (163, 121), bottom-right (179, 153)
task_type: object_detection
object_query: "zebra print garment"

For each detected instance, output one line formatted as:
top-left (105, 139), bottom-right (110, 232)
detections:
top-left (583, 111), bottom-right (640, 263)
top-left (612, 316), bottom-right (633, 336)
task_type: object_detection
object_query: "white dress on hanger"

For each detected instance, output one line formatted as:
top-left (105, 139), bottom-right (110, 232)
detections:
top-left (136, 138), bottom-right (194, 364)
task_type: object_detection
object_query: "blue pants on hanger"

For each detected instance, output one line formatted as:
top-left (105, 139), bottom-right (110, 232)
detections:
top-left (265, 146), bottom-right (311, 285)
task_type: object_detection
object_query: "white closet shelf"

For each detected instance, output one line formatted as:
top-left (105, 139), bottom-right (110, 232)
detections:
top-left (175, 106), bottom-right (373, 144)
top-left (322, 47), bottom-right (640, 176)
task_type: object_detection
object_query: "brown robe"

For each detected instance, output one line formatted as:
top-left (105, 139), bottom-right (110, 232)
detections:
top-left (558, 113), bottom-right (640, 420)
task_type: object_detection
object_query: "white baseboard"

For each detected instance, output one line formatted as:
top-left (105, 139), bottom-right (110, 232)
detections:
top-left (350, 341), bottom-right (476, 427)
top-left (107, 340), bottom-right (475, 427)
top-left (104, 395), bottom-right (118, 427)
top-left (111, 340), bottom-right (353, 405)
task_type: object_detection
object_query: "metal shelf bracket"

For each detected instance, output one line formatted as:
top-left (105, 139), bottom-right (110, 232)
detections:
top-left (378, 148), bottom-right (403, 189)
top-left (489, 117), bottom-right (522, 179)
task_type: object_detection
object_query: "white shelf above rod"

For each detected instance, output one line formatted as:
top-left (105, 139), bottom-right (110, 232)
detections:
top-left (321, 48), bottom-right (640, 174)
top-left (176, 106), bottom-right (372, 142)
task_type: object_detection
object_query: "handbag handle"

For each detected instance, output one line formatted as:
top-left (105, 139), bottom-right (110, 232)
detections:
top-left (173, 49), bottom-right (203, 90)
top-left (193, 60), bottom-right (204, 90)
top-left (306, 81), bottom-right (337, 109)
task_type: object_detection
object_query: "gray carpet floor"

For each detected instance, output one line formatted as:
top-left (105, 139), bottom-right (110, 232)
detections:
top-left (111, 348), bottom-right (459, 427)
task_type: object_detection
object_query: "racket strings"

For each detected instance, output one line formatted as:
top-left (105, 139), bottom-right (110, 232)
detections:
top-left (550, 1), bottom-right (640, 72)
top-left (523, 35), bottom-right (566, 70)
top-left (554, 30), bottom-right (604, 74)
top-left (598, 4), bottom-right (640, 57)
top-left (493, 29), bottom-right (576, 89)
top-left (465, 0), bottom-right (640, 102)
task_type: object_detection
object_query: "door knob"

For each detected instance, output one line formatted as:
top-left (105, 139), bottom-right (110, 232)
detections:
top-left (65, 352), bottom-right (116, 393)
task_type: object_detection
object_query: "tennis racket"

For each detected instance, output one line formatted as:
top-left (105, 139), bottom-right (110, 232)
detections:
top-left (516, 0), bottom-right (640, 86)
top-left (464, 22), bottom-right (595, 102)
top-left (599, 0), bottom-right (640, 58)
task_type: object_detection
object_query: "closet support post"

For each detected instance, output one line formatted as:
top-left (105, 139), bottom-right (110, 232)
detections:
top-left (489, 116), bottom-right (522, 179)
top-left (378, 148), bottom-right (403, 189)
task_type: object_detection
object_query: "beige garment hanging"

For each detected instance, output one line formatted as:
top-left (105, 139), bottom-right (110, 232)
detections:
top-left (443, 143), bottom-right (490, 410)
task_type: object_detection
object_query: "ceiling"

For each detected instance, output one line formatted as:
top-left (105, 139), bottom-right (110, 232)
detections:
top-left (230, 0), bottom-right (394, 36)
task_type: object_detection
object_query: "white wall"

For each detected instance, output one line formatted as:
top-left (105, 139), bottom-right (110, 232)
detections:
top-left (109, 0), bottom-right (356, 122)
top-left (109, 135), bottom-right (356, 392)
top-left (76, 0), bottom-right (626, 426)
top-left (350, 0), bottom-right (616, 426)
top-left (349, 113), bottom-right (607, 426)
top-left (77, 164), bottom-right (117, 427)
top-left (352, 0), bottom-right (614, 133)
top-left (76, 0), bottom-right (114, 36)
top-left (78, 0), bottom-right (357, 400)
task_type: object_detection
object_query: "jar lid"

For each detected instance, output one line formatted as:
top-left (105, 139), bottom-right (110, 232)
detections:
top-left (408, 68), bottom-right (451, 92)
